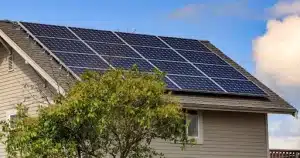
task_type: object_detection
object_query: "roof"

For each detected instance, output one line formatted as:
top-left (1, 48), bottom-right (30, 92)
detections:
top-left (0, 20), bottom-right (297, 115)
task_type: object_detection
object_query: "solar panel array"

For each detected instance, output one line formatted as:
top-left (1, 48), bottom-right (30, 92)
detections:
top-left (20, 22), bottom-right (267, 97)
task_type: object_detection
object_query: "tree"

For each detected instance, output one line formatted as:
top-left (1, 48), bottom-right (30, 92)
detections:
top-left (1, 68), bottom-right (191, 158)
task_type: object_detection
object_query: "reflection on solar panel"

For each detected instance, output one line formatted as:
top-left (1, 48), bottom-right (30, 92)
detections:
top-left (168, 75), bottom-right (223, 92)
top-left (103, 56), bottom-right (154, 72)
top-left (159, 36), bottom-right (211, 52)
top-left (38, 37), bottom-right (94, 54)
top-left (88, 42), bottom-right (141, 58)
top-left (70, 27), bottom-right (124, 44)
top-left (116, 32), bottom-right (168, 48)
top-left (20, 22), bottom-right (267, 97)
top-left (133, 46), bottom-right (185, 62)
top-left (195, 64), bottom-right (247, 80)
top-left (177, 50), bottom-right (228, 65)
top-left (22, 22), bottom-right (77, 39)
top-left (53, 52), bottom-right (109, 68)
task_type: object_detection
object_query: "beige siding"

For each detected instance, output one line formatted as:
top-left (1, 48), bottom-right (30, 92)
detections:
top-left (0, 45), bottom-right (54, 157)
top-left (152, 111), bottom-right (268, 158)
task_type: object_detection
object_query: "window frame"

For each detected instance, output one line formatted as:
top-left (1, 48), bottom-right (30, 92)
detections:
top-left (6, 109), bottom-right (17, 128)
top-left (186, 110), bottom-right (203, 144)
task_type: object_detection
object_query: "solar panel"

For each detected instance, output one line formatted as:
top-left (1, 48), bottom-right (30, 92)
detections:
top-left (164, 77), bottom-right (179, 89)
top-left (159, 36), bottom-right (211, 52)
top-left (177, 50), bottom-right (228, 65)
top-left (103, 56), bottom-right (154, 72)
top-left (70, 27), bottom-right (124, 44)
top-left (53, 52), bottom-right (109, 69)
top-left (87, 42), bottom-right (141, 58)
top-left (20, 22), bottom-right (268, 97)
top-left (168, 75), bottom-right (223, 92)
top-left (133, 46), bottom-right (185, 62)
top-left (150, 60), bottom-right (204, 76)
top-left (195, 64), bottom-right (247, 80)
top-left (21, 22), bottom-right (77, 39)
top-left (38, 37), bottom-right (94, 54)
top-left (214, 79), bottom-right (266, 95)
top-left (116, 32), bottom-right (168, 48)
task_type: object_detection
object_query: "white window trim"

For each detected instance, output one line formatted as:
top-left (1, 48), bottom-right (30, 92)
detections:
top-left (6, 109), bottom-right (17, 121)
top-left (187, 110), bottom-right (203, 144)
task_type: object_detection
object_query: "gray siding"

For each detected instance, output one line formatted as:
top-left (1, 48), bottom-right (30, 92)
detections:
top-left (0, 45), bottom-right (54, 157)
top-left (152, 111), bottom-right (268, 158)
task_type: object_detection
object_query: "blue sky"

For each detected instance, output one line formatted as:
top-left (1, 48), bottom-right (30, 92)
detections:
top-left (0, 0), bottom-right (275, 71)
top-left (1, 0), bottom-right (299, 148)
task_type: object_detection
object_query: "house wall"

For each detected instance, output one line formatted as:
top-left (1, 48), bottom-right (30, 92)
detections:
top-left (0, 45), bottom-right (55, 157)
top-left (152, 111), bottom-right (268, 158)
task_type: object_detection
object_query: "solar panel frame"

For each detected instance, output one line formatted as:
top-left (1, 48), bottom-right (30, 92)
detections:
top-left (37, 37), bottom-right (95, 54)
top-left (168, 75), bottom-right (224, 92)
top-left (133, 46), bottom-right (186, 62)
top-left (213, 78), bottom-right (267, 95)
top-left (195, 64), bottom-right (247, 80)
top-left (53, 52), bottom-right (110, 69)
top-left (103, 56), bottom-right (155, 72)
top-left (70, 27), bottom-right (124, 44)
top-left (159, 36), bottom-right (211, 52)
top-left (87, 42), bottom-right (142, 58)
top-left (177, 50), bottom-right (229, 65)
top-left (21, 22), bottom-right (78, 39)
top-left (150, 60), bottom-right (205, 76)
top-left (116, 32), bottom-right (169, 48)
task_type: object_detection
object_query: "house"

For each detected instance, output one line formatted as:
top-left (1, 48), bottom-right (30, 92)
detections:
top-left (0, 20), bottom-right (297, 158)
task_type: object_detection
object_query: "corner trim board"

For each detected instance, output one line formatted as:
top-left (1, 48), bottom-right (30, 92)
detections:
top-left (0, 29), bottom-right (66, 95)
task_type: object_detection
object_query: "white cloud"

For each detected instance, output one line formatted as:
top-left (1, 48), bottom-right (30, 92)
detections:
top-left (169, 4), bottom-right (203, 20)
top-left (267, 0), bottom-right (300, 19)
top-left (270, 136), bottom-right (300, 149)
top-left (253, 15), bottom-right (300, 86)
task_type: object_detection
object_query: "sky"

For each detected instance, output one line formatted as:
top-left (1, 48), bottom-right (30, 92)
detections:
top-left (0, 0), bottom-right (299, 149)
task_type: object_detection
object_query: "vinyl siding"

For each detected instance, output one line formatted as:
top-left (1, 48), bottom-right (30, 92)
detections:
top-left (0, 46), bottom-right (55, 157)
top-left (152, 111), bottom-right (268, 158)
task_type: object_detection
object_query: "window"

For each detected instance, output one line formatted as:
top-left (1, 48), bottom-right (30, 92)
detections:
top-left (187, 110), bottom-right (199, 137)
top-left (6, 110), bottom-right (17, 128)
top-left (185, 110), bottom-right (203, 144)
top-left (7, 52), bottom-right (13, 72)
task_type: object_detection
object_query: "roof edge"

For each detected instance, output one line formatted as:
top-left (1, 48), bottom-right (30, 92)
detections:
top-left (183, 103), bottom-right (297, 116)
top-left (0, 28), bottom-right (66, 95)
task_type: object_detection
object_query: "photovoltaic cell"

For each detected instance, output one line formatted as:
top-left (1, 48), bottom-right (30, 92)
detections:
top-left (150, 60), bottom-right (204, 76)
top-left (195, 64), bottom-right (247, 80)
top-left (133, 46), bottom-right (185, 62)
top-left (168, 75), bottom-right (223, 92)
top-left (164, 77), bottom-right (179, 89)
top-left (177, 50), bottom-right (228, 65)
top-left (214, 79), bottom-right (266, 95)
top-left (159, 36), bottom-right (211, 52)
top-left (53, 52), bottom-right (109, 69)
top-left (116, 32), bottom-right (168, 48)
top-left (21, 22), bottom-right (77, 39)
top-left (38, 37), bottom-right (94, 54)
top-left (103, 56), bottom-right (154, 72)
top-left (70, 27), bottom-right (124, 44)
top-left (87, 42), bottom-right (141, 58)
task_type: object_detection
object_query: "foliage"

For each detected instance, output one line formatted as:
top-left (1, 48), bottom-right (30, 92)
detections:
top-left (0, 68), bottom-right (190, 158)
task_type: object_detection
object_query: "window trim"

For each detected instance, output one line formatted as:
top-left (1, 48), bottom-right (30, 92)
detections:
top-left (186, 110), bottom-right (203, 144)
top-left (6, 109), bottom-right (17, 127)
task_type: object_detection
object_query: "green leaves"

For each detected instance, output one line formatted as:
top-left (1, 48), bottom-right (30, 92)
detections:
top-left (1, 68), bottom-right (189, 158)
